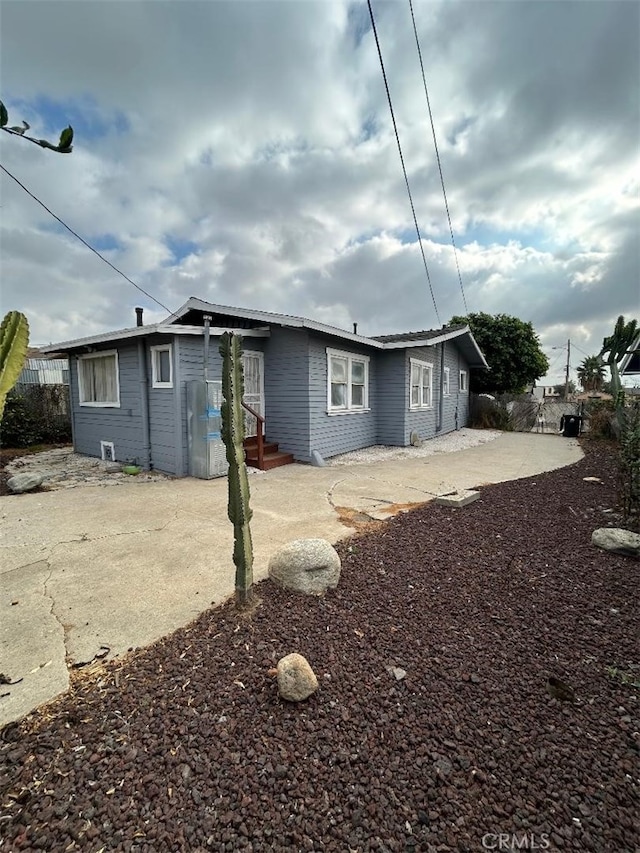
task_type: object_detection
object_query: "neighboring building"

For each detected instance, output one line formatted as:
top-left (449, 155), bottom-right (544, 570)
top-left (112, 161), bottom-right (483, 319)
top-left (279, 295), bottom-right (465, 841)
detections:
top-left (40, 298), bottom-right (488, 476)
top-left (17, 357), bottom-right (69, 386)
top-left (533, 386), bottom-right (561, 401)
top-left (620, 331), bottom-right (640, 377)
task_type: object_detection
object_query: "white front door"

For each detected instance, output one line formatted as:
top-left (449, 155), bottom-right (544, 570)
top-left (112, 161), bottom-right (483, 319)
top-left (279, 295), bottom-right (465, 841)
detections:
top-left (242, 351), bottom-right (264, 438)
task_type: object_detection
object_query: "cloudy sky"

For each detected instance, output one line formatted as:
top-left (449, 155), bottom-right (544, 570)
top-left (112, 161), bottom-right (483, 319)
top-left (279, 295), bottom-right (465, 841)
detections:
top-left (1, 0), bottom-right (638, 386)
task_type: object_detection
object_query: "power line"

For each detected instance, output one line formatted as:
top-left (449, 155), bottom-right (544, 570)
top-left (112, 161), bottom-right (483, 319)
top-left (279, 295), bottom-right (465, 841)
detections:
top-left (408, 0), bottom-right (468, 317)
top-left (366, 0), bottom-right (441, 326)
top-left (0, 162), bottom-right (171, 313)
top-left (571, 342), bottom-right (598, 360)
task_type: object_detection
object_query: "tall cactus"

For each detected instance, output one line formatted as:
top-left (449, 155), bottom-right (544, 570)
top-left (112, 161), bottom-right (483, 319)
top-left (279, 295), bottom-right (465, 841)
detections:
top-left (600, 315), bottom-right (638, 405)
top-left (0, 311), bottom-right (29, 420)
top-left (219, 332), bottom-right (254, 606)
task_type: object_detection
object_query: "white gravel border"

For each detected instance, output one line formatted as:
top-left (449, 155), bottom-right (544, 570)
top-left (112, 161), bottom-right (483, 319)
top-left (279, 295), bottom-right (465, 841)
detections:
top-left (327, 428), bottom-right (502, 466)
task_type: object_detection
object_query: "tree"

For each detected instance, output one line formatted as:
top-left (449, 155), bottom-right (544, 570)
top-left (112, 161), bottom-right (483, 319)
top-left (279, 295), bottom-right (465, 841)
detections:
top-left (0, 100), bottom-right (73, 153)
top-left (448, 312), bottom-right (549, 394)
top-left (576, 356), bottom-right (605, 393)
top-left (553, 381), bottom-right (576, 399)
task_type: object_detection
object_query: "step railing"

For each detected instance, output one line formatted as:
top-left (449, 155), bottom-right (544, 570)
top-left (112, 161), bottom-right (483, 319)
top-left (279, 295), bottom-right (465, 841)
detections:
top-left (241, 401), bottom-right (265, 469)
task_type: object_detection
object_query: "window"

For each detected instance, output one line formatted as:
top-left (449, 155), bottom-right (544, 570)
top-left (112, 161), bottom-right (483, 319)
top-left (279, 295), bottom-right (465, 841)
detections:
top-left (410, 359), bottom-right (433, 409)
top-left (151, 344), bottom-right (173, 388)
top-left (459, 370), bottom-right (468, 392)
top-left (78, 351), bottom-right (120, 407)
top-left (327, 348), bottom-right (369, 413)
top-left (443, 367), bottom-right (450, 397)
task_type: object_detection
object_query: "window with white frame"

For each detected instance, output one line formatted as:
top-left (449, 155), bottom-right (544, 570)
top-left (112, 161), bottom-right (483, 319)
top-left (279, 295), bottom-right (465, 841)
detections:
top-left (443, 367), bottom-right (450, 396)
top-left (410, 359), bottom-right (433, 409)
top-left (327, 348), bottom-right (369, 412)
top-left (78, 351), bottom-right (120, 407)
top-left (151, 344), bottom-right (173, 388)
top-left (459, 369), bottom-right (468, 392)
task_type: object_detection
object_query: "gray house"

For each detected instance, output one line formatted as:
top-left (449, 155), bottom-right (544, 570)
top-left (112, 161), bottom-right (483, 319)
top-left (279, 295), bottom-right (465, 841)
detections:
top-left (40, 298), bottom-right (488, 476)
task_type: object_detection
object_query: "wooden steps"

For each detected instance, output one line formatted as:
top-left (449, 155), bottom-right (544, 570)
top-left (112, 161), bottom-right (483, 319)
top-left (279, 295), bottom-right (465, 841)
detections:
top-left (243, 437), bottom-right (294, 471)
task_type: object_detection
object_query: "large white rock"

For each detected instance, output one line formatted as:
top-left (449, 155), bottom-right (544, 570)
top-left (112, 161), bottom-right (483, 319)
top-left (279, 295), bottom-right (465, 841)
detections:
top-left (7, 473), bottom-right (44, 494)
top-left (268, 538), bottom-right (341, 594)
top-left (592, 527), bottom-right (640, 559)
top-left (277, 653), bottom-right (319, 702)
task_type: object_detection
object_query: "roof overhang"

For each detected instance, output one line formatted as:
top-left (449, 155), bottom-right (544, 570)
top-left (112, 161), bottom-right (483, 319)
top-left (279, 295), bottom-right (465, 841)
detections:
top-left (382, 325), bottom-right (489, 368)
top-left (40, 298), bottom-right (489, 368)
top-left (620, 332), bottom-right (640, 375)
top-left (39, 324), bottom-right (270, 354)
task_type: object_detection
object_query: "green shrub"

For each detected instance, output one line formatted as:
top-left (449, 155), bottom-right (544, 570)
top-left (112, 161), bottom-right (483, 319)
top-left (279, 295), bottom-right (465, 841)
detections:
top-left (0, 392), bottom-right (41, 447)
top-left (618, 404), bottom-right (640, 530)
top-left (585, 400), bottom-right (615, 440)
top-left (469, 395), bottom-right (514, 430)
top-left (0, 385), bottom-right (72, 448)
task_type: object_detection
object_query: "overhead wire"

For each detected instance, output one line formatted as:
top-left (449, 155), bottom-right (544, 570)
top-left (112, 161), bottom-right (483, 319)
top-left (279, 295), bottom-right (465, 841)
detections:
top-left (366, 0), bottom-right (441, 326)
top-left (408, 0), bottom-right (468, 317)
top-left (0, 162), bottom-right (171, 313)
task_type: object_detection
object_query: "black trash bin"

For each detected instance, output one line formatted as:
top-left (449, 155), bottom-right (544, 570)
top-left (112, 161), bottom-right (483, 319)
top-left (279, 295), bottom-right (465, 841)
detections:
top-left (561, 414), bottom-right (582, 437)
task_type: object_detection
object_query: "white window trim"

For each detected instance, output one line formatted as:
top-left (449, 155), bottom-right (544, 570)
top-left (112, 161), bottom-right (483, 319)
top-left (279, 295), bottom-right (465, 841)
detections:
top-left (326, 347), bottom-right (370, 414)
top-left (78, 350), bottom-right (120, 408)
top-left (459, 369), bottom-right (468, 393)
top-left (443, 366), bottom-right (450, 397)
top-left (409, 358), bottom-right (433, 410)
top-left (151, 343), bottom-right (173, 388)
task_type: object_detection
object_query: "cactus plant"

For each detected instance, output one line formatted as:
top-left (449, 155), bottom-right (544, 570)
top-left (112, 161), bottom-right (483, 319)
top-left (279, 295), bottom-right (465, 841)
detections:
top-left (219, 331), bottom-right (254, 606)
top-left (0, 311), bottom-right (29, 420)
top-left (600, 315), bottom-right (638, 403)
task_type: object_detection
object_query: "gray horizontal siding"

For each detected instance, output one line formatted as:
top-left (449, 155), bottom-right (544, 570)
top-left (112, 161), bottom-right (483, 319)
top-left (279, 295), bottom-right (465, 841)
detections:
top-left (263, 327), bottom-right (311, 461)
top-left (69, 344), bottom-right (144, 464)
top-left (405, 342), bottom-right (471, 442)
top-left (376, 351), bottom-right (406, 445)
top-left (144, 334), bottom-right (178, 474)
top-left (454, 347), bottom-right (471, 428)
top-left (404, 345), bottom-right (438, 444)
top-left (441, 343), bottom-right (462, 433)
top-left (308, 335), bottom-right (377, 460)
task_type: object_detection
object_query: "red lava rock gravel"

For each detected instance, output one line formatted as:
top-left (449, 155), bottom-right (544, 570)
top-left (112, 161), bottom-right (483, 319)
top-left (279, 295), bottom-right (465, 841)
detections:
top-left (0, 440), bottom-right (638, 852)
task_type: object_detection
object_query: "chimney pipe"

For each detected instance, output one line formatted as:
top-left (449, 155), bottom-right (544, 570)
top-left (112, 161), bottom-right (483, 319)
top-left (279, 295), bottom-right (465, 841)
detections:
top-left (353, 322), bottom-right (358, 335)
top-left (135, 307), bottom-right (144, 327)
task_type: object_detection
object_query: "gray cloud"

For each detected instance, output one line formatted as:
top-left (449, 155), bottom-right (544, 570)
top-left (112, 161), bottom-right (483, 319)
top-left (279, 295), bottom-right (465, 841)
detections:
top-left (1, 0), bottom-right (637, 386)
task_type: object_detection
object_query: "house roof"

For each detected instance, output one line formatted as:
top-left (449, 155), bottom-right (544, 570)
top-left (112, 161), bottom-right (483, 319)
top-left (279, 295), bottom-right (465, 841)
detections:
top-left (620, 331), bottom-right (640, 375)
top-left (39, 297), bottom-right (489, 367)
top-left (371, 324), bottom-right (467, 344)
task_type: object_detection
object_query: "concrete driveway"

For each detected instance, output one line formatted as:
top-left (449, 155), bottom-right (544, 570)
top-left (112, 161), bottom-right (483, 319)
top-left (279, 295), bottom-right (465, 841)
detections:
top-left (0, 432), bottom-right (583, 726)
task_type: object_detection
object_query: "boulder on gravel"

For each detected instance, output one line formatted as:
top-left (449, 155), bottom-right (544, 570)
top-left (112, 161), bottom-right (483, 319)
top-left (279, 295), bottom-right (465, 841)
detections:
top-left (7, 473), bottom-right (44, 494)
top-left (268, 539), bottom-right (341, 594)
top-left (592, 527), bottom-right (640, 559)
top-left (276, 653), bottom-right (319, 702)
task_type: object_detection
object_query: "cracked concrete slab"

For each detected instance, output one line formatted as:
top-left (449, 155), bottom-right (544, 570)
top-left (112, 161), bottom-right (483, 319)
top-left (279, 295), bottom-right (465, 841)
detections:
top-left (0, 432), bottom-right (582, 727)
top-left (0, 560), bottom-right (69, 725)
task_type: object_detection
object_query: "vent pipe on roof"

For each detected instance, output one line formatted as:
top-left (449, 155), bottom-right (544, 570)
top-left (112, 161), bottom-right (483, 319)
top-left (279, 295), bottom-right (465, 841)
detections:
top-left (135, 307), bottom-right (144, 327)
top-left (353, 322), bottom-right (358, 335)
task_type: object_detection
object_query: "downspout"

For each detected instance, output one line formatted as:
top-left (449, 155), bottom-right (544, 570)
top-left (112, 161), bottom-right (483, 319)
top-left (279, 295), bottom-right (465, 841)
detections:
top-left (203, 314), bottom-right (212, 380)
top-left (138, 340), bottom-right (152, 470)
top-left (69, 356), bottom-right (79, 449)
top-left (437, 342), bottom-right (445, 432)
top-left (455, 350), bottom-right (460, 430)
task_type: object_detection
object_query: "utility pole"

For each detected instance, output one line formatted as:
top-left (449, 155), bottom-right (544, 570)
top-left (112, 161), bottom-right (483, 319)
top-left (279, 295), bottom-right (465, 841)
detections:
top-left (564, 338), bottom-right (571, 399)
